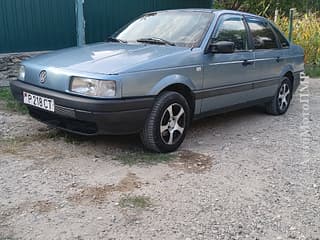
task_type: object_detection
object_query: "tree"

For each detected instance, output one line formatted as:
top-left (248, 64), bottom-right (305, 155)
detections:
top-left (213, 0), bottom-right (319, 17)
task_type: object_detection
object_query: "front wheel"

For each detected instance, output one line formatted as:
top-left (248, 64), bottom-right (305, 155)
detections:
top-left (265, 77), bottom-right (293, 115)
top-left (140, 91), bottom-right (190, 153)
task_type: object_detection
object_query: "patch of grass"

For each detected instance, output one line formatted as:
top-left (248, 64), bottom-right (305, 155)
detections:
top-left (113, 151), bottom-right (174, 166)
top-left (42, 130), bottom-right (83, 144)
top-left (0, 87), bottom-right (27, 114)
top-left (32, 129), bottom-right (84, 145)
top-left (119, 195), bottom-right (152, 209)
top-left (305, 64), bottom-right (320, 78)
top-left (0, 139), bottom-right (22, 154)
top-left (1, 131), bottom-right (60, 143)
top-left (0, 136), bottom-right (31, 154)
top-left (62, 132), bottom-right (84, 145)
top-left (0, 236), bottom-right (17, 240)
top-left (0, 130), bottom-right (82, 154)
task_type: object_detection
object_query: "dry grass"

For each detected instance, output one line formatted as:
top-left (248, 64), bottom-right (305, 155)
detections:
top-left (0, 130), bottom-right (84, 155)
top-left (276, 14), bottom-right (320, 65)
top-left (68, 173), bottom-right (141, 204)
top-left (169, 150), bottom-right (213, 173)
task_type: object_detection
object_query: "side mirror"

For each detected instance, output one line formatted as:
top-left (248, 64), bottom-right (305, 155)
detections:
top-left (209, 41), bottom-right (235, 54)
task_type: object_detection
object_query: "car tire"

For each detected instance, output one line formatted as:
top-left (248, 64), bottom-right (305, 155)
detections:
top-left (140, 91), bottom-right (190, 153)
top-left (265, 77), bottom-right (293, 115)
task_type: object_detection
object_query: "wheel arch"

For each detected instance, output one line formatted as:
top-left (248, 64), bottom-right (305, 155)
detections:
top-left (284, 71), bottom-right (294, 88)
top-left (280, 65), bottom-right (294, 88)
top-left (148, 74), bottom-right (196, 116)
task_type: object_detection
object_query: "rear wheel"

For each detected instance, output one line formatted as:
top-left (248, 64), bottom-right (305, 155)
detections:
top-left (265, 77), bottom-right (293, 115)
top-left (140, 91), bottom-right (190, 153)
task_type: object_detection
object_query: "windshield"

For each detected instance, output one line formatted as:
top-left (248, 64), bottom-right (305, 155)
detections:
top-left (114, 11), bottom-right (214, 48)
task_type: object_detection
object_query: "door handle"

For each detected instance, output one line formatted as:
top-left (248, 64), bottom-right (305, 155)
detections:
top-left (276, 57), bottom-right (282, 63)
top-left (242, 60), bottom-right (254, 66)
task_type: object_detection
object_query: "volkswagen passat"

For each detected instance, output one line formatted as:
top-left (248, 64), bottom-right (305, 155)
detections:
top-left (10, 9), bottom-right (304, 152)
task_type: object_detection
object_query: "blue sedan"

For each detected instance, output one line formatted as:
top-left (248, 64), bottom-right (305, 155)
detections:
top-left (10, 9), bottom-right (304, 152)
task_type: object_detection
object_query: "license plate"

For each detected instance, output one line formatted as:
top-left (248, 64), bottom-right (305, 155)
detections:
top-left (23, 92), bottom-right (55, 112)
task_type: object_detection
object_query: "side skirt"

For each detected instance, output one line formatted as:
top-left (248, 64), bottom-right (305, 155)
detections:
top-left (193, 97), bottom-right (272, 120)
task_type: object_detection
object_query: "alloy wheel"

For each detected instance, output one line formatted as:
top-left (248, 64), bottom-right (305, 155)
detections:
top-left (278, 83), bottom-right (291, 111)
top-left (160, 103), bottom-right (186, 145)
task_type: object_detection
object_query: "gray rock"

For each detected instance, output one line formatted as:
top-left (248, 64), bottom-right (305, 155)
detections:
top-left (0, 53), bottom-right (38, 85)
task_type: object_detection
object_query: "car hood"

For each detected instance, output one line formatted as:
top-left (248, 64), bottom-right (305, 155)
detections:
top-left (26, 42), bottom-right (190, 75)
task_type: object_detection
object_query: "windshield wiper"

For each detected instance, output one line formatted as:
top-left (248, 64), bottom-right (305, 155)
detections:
top-left (106, 37), bottom-right (127, 44)
top-left (136, 37), bottom-right (175, 46)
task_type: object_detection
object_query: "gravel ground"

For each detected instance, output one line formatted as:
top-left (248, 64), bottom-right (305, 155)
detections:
top-left (0, 78), bottom-right (319, 240)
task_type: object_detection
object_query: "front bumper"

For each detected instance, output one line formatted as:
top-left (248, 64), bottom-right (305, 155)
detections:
top-left (10, 80), bottom-right (154, 135)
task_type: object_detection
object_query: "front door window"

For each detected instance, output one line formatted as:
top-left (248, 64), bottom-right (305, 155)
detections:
top-left (213, 15), bottom-right (249, 51)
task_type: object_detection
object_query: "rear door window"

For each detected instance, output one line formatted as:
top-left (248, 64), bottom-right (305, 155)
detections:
top-left (246, 17), bottom-right (279, 50)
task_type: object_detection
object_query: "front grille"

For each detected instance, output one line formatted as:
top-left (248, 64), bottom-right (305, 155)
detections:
top-left (29, 108), bottom-right (98, 135)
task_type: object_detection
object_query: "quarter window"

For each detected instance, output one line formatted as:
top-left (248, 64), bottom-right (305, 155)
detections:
top-left (271, 24), bottom-right (290, 48)
top-left (213, 15), bottom-right (249, 51)
top-left (246, 17), bottom-right (278, 49)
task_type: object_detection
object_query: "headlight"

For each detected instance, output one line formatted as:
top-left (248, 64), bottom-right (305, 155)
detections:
top-left (70, 77), bottom-right (116, 97)
top-left (18, 65), bottom-right (25, 80)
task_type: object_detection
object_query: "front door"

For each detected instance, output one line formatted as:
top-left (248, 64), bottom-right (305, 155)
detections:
top-left (201, 14), bottom-right (256, 113)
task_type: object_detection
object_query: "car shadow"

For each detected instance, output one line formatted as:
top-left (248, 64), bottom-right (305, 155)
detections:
top-left (59, 106), bottom-right (267, 151)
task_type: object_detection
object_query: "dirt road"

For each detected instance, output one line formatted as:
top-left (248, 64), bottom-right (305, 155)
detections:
top-left (0, 78), bottom-right (319, 240)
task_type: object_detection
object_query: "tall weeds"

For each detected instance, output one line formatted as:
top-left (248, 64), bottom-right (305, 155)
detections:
top-left (275, 14), bottom-right (320, 65)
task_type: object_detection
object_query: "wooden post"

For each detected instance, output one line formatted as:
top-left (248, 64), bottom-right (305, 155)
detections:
top-left (288, 8), bottom-right (294, 42)
top-left (274, 8), bottom-right (279, 22)
top-left (75, 0), bottom-right (85, 46)
top-left (274, 0), bottom-right (279, 22)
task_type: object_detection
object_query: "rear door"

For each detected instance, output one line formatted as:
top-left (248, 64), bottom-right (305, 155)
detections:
top-left (201, 13), bottom-right (256, 113)
top-left (245, 16), bottom-right (284, 98)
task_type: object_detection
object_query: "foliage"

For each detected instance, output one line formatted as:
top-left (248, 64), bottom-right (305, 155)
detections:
top-left (275, 13), bottom-right (320, 65)
top-left (213, 2), bottom-right (320, 76)
top-left (305, 64), bottom-right (320, 77)
top-left (213, 0), bottom-right (320, 17)
top-left (0, 87), bottom-right (27, 114)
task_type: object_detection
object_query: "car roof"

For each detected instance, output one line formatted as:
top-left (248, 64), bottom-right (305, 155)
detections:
top-left (152, 8), bottom-right (267, 21)
top-left (152, 8), bottom-right (216, 14)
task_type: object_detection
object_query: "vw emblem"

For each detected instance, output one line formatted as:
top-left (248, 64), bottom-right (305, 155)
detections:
top-left (39, 70), bottom-right (47, 84)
